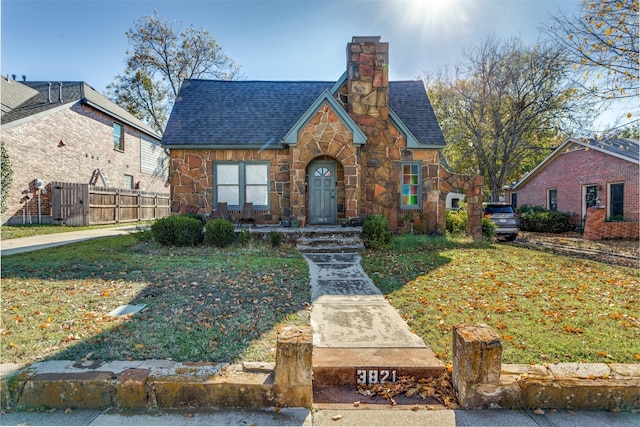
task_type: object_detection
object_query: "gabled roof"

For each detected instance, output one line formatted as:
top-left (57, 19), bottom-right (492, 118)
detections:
top-left (510, 137), bottom-right (639, 190)
top-left (161, 78), bottom-right (446, 149)
top-left (1, 77), bottom-right (160, 139)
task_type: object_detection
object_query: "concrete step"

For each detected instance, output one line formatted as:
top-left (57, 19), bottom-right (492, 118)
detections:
top-left (312, 347), bottom-right (446, 388)
top-left (297, 236), bottom-right (364, 254)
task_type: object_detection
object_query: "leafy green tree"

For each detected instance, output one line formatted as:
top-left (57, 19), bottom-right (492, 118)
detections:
top-left (1, 140), bottom-right (13, 214)
top-left (108, 12), bottom-right (241, 132)
top-left (427, 36), bottom-right (582, 201)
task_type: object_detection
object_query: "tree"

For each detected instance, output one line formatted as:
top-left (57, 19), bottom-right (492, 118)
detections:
top-left (546, 0), bottom-right (639, 127)
top-left (1, 140), bottom-right (13, 214)
top-left (108, 12), bottom-right (241, 132)
top-left (426, 36), bottom-right (584, 201)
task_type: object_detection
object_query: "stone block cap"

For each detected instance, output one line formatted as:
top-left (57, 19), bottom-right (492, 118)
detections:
top-left (352, 36), bottom-right (381, 43)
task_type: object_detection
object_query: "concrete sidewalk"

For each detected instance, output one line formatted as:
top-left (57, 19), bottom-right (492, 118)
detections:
top-left (1, 407), bottom-right (638, 426)
top-left (0, 225), bottom-right (137, 256)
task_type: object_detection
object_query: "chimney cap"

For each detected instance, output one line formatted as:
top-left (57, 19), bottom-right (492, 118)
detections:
top-left (351, 36), bottom-right (381, 43)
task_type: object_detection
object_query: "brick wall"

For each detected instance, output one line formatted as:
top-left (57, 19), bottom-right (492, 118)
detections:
top-left (584, 207), bottom-right (640, 240)
top-left (2, 104), bottom-right (167, 224)
top-left (510, 146), bottom-right (639, 222)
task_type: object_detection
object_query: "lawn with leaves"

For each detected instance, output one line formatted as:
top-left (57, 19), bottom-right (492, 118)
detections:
top-left (1, 234), bottom-right (309, 365)
top-left (362, 235), bottom-right (640, 365)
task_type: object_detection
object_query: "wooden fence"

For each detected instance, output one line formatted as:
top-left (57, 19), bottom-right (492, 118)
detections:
top-left (52, 182), bottom-right (170, 226)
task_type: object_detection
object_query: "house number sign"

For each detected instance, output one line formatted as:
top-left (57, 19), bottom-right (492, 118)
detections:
top-left (356, 369), bottom-right (397, 384)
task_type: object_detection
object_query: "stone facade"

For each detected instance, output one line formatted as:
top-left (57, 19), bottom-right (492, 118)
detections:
top-left (168, 37), bottom-right (480, 234)
top-left (2, 104), bottom-right (167, 225)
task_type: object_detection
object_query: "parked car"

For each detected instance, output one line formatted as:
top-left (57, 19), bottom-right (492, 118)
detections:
top-left (483, 203), bottom-right (519, 241)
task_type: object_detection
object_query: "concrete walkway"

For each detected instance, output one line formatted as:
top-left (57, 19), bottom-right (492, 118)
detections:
top-left (0, 225), bottom-right (137, 256)
top-left (306, 252), bottom-right (426, 349)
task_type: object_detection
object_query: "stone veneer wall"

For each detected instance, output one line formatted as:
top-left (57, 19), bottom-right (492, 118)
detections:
top-left (169, 148), bottom-right (290, 223)
top-left (291, 104), bottom-right (359, 226)
top-left (347, 37), bottom-right (440, 231)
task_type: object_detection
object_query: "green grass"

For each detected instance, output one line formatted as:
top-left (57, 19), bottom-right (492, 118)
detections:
top-left (2, 231), bottom-right (638, 367)
top-left (1, 223), bottom-right (135, 240)
top-left (1, 234), bottom-right (309, 365)
top-left (362, 235), bottom-right (640, 365)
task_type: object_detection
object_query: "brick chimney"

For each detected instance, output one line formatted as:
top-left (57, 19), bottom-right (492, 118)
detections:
top-left (346, 36), bottom-right (389, 121)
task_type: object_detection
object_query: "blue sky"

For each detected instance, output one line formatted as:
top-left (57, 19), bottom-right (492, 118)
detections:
top-left (1, 0), bottom-right (583, 93)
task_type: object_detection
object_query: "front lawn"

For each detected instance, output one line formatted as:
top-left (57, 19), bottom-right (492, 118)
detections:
top-left (2, 232), bottom-right (638, 367)
top-left (362, 235), bottom-right (640, 365)
top-left (1, 234), bottom-right (309, 365)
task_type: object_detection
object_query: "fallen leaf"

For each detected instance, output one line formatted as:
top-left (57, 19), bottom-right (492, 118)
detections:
top-left (183, 413), bottom-right (193, 418)
top-left (64, 408), bottom-right (72, 414)
top-left (134, 344), bottom-right (144, 350)
top-left (533, 408), bottom-right (545, 415)
top-left (332, 415), bottom-right (343, 421)
top-left (353, 401), bottom-right (360, 407)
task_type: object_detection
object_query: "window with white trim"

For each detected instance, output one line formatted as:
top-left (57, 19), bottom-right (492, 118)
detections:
top-left (548, 188), bottom-right (557, 211)
top-left (401, 162), bottom-right (422, 209)
top-left (609, 182), bottom-right (624, 218)
top-left (214, 162), bottom-right (269, 210)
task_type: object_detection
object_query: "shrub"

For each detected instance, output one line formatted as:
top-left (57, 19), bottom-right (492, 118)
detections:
top-left (238, 229), bottom-right (252, 245)
top-left (151, 215), bottom-right (203, 246)
top-left (515, 204), bottom-right (546, 215)
top-left (481, 217), bottom-right (496, 239)
top-left (204, 219), bottom-right (236, 248)
top-left (269, 230), bottom-right (282, 248)
top-left (180, 213), bottom-right (205, 224)
top-left (519, 209), bottom-right (574, 233)
top-left (446, 209), bottom-right (467, 235)
top-left (362, 214), bottom-right (392, 250)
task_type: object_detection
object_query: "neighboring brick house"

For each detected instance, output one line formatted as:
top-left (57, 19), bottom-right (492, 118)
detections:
top-left (162, 36), bottom-right (483, 233)
top-left (1, 76), bottom-right (168, 225)
top-left (505, 137), bottom-right (639, 222)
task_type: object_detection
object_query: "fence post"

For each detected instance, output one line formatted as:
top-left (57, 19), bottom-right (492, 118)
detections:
top-left (137, 192), bottom-right (142, 222)
top-left (115, 189), bottom-right (120, 224)
top-left (81, 184), bottom-right (90, 226)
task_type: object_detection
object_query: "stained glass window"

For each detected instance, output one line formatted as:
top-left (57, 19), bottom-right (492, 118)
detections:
top-left (401, 163), bottom-right (421, 208)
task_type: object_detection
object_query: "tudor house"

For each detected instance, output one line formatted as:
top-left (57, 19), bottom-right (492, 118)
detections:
top-left (162, 37), bottom-right (484, 233)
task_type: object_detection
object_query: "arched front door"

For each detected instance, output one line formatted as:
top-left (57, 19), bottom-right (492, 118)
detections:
top-left (309, 160), bottom-right (337, 225)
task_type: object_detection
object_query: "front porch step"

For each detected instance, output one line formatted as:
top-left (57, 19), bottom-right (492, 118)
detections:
top-left (312, 347), bottom-right (446, 388)
top-left (295, 227), bottom-right (364, 253)
top-left (297, 235), bottom-right (364, 254)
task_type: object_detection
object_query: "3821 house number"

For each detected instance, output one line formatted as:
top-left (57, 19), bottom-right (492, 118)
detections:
top-left (356, 369), bottom-right (397, 384)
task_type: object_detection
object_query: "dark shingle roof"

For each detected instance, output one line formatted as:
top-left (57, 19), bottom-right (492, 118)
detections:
top-left (1, 79), bottom-right (160, 139)
top-left (389, 81), bottom-right (446, 146)
top-left (162, 79), bottom-right (446, 148)
top-left (579, 137), bottom-right (639, 163)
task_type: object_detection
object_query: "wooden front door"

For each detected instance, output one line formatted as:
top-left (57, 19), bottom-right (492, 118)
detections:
top-left (309, 160), bottom-right (337, 225)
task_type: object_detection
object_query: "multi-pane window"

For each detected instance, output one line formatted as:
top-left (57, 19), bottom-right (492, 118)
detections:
top-left (548, 189), bottom-right (558, 211)
top-left (401, 163), bottom-right (421, 209)
top-left (113, 123), bottom-right (124, 151)
top-left (609, 183), bottom-right (624, 218)
top-left (214, 162), bottom-right (269, 210)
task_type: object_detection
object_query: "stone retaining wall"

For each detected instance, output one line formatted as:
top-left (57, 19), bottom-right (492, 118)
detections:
top-left (1, 326), bottom-right (313, 411)
top-left (452, 324), bottom-right (640, 410)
